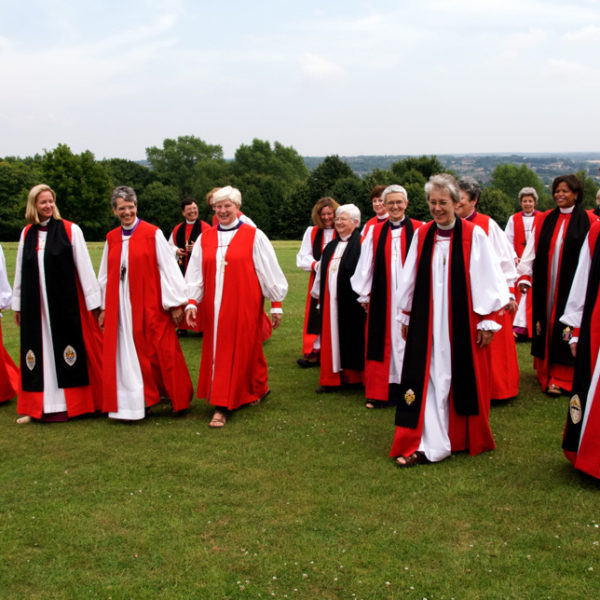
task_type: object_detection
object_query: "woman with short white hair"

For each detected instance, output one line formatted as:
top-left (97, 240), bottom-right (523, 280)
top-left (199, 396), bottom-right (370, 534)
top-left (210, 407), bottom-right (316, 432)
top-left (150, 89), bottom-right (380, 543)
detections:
top-left (185, 186), bottom-right (288, 427)
top-left (311, 204), bottom-right (365, 393)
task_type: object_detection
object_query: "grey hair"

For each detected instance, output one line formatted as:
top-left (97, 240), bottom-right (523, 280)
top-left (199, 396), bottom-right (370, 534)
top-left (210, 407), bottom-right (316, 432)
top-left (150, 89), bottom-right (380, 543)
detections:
top-left (111, 185), bottom-right (137, 208)
top-left (212, 185), bottom-right (242, 208)
top-left (425, 174), bottom-right (460, 204)
top-left (336, 203), bottom-right (361, 224)
top-left (518, 187), bottom-right (539, 203)
top-left (458, 177), bottom-right (481, 203)
top-left (382, 184), bottom-right (408, 203)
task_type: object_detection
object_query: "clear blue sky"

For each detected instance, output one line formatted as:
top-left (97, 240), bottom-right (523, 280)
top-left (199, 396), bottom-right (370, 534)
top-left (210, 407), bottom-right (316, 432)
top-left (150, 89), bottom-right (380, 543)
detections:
top-left (1, 0), bottom-right (599, 160)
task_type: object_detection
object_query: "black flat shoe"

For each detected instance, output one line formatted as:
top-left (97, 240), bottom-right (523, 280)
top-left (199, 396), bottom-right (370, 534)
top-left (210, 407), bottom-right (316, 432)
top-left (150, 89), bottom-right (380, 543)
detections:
top-left (297, 358), bottom-right (320, 368)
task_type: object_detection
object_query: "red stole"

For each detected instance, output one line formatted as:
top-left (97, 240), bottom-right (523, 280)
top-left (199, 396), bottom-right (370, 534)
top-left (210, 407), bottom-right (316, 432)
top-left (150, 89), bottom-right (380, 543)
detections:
top-left (198, 224), bottom-right (268, 409)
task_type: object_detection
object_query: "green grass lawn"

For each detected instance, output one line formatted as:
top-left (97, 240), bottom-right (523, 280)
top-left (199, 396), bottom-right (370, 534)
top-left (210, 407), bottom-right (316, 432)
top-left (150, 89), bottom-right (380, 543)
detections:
top-left (0, 239), bottom-right (599, 600)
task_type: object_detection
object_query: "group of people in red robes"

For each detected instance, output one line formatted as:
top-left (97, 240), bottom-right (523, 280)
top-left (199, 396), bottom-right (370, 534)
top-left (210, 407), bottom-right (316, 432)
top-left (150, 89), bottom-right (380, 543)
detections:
top-left (4, 172), bottom-right (600, 480)
top-left (295, 173), bottom-right (600, 477)
top-left (6, 183), bottom-right (287, 429)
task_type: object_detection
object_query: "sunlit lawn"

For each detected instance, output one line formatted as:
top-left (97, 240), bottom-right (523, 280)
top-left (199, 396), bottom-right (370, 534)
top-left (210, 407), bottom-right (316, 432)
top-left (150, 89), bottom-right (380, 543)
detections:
top-left (0, 239), bottom-right (598, 600)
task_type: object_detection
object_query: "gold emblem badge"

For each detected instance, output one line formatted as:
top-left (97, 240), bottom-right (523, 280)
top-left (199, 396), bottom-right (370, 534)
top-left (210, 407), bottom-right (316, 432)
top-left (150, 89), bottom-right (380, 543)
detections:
top-left (562, 326), bottom-right (572, 342)
top-left (569, 395), bottom-right (582, 425)
top-left (63, 345), bottom-right (77, 367)
top-left (25, 350), bottom-right (36, 371)
top-left (405, 389), bottom-right (416, 406)
top-left (535, 321), bottom-right (542, 337)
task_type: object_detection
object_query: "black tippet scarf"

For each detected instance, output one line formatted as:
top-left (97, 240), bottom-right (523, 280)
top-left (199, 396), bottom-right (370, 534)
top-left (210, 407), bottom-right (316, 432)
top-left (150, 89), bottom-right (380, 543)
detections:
top-left (306, 228), bottom-right (335, 335)
top-left (319, 228), bottom-right (365, 370)
top-left (563, 231), bottom-right (600, 452)
top-left (531, 205), bottom-right (590, 365)
top-left (20, 219), bottom-right (89, 391)
top-left (393, 218), bottom-right (478, 429)
top-left (366, 219), bottom-right (414, 362)
top-left (174, 220), bottom-right (202, 275)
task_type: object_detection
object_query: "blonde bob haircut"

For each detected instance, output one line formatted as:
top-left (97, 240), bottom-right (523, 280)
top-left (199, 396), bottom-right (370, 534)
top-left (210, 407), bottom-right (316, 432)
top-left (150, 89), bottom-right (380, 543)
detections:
top-left (26, 184), bottom-right (61, 224)
top-left (312, 196), bottom-right (340, 228)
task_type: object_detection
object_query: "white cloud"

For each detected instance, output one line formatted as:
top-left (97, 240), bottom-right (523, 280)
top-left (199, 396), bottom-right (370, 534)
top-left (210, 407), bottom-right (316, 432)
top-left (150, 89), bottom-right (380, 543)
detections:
top-left (562, 24), bottom-right (600, 45)
top-left (299, 53), bottom-right (345, 80)
top-left (542, 58), bottom-right (597, 77)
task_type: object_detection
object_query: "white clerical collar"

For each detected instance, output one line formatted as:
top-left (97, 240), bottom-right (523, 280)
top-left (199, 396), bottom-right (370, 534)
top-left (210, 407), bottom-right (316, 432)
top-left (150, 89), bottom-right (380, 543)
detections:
top-left (185, 219), bottom-right (196, 225)
top-left (40, 218), bottom-right (50, 226)
top-left (122, 218), bottom-right (139, 231)
top-left (523, 212), bottom-right (534, 217)
top-left (390, 217), bottom-right (405, 228)
top-left (219, 218), bottom-right (240, 231)
top-left (560, 205), bottom-right (575, 214)
top-left (340, 235), bottom-right (351, 242)
top-left (437, 219), bottom-right (456, 231)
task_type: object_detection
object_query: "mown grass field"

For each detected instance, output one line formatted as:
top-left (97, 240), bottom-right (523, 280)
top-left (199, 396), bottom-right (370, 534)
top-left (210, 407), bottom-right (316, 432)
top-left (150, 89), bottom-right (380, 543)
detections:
top-left (0, 239), bottom-right (598, 600)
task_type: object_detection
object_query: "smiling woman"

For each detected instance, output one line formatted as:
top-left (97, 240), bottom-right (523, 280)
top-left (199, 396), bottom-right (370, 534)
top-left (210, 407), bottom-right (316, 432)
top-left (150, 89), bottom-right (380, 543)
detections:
top-left (516, 174), bottom-right (597, 396)
top-left (185, 186), bottom-right (288, 428)
top-left (12, 184), bottom-right (104, 424)
top-left (296, 197), bottom-right (339, 368)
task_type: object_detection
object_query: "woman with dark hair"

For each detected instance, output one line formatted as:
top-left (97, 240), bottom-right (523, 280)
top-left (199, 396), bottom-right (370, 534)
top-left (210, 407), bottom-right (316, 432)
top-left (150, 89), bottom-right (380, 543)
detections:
top-left (12, 184), bottom-right (103, 423)
top-left (517, 174), bottom-right (597, 395)
top-left (296, 197), bottom-right (339, 368)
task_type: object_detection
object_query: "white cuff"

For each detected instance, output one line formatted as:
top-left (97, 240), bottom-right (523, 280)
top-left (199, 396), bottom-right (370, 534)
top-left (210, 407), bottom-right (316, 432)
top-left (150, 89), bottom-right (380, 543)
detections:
top-left (477, 319), bottom-right (501, 332)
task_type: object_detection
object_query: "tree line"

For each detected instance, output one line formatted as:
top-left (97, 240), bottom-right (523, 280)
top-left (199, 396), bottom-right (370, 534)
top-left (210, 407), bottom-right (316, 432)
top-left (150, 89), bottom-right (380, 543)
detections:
top-left (1, 136), bottom-right (598, 241)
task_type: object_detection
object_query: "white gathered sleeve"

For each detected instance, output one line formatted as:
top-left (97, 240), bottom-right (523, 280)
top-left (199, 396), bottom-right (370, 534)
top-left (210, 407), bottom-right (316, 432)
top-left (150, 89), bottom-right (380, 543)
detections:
top-left (560, 236), bottom-right (591, 329)
top-left (487, 219), bottom-right (518, 288)
top-left (469, 227), bottom-right (509, 331)
top-left (155, 230), bottom-right (188, 309)
top-left (516, 225), bottom-right (537, 282)
top-left (252, 229), bottom-right (288, 309)
top-left (395, 228), bottom-right (420, 324)
top-left (97, 243), bottom-right (109, 310)
top-left (296, 227), bottom-right (316, 271)
top-left (296, 227), bottom-right (335, 272)
top-left (167, 231), bottom-right (179, 259)
top-left (70, 224), bottom-right (102, 310)
top-left (504, 215), bottom-right (515, 247)
top-left (350, 227), bottom-right (374, 303)
top-left (184, 233), bottom-right (205, 305)
top-left (0, 245), bottom-right (12, 311)
top-left (240, 214), bottom-right (257, 228)
top-left (310, 264), bottom-right (322, 299)
top-left (11, 229), bottom-right (27, 312)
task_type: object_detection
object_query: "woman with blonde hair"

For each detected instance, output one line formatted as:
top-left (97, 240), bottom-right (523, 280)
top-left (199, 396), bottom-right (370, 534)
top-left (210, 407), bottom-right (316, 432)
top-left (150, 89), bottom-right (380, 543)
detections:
top-left (12, 184), bottom-right (103, 423)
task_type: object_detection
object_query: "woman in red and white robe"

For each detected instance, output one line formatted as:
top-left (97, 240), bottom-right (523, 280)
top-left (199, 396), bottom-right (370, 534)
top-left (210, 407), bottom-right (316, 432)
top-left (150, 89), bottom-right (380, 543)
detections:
top-left (296, 197), bottom-right (338, 367)
top-left (505, 187), bottom-right (540, 339)
top-left (185, 186), bottom-right (288, 428)
top-left (390, 175), bottom-right (508, 467)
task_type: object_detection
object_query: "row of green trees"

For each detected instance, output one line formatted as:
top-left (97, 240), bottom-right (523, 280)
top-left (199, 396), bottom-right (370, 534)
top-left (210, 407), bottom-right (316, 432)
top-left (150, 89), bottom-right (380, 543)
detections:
top-left (1, 136), bottom-right (598, 241)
